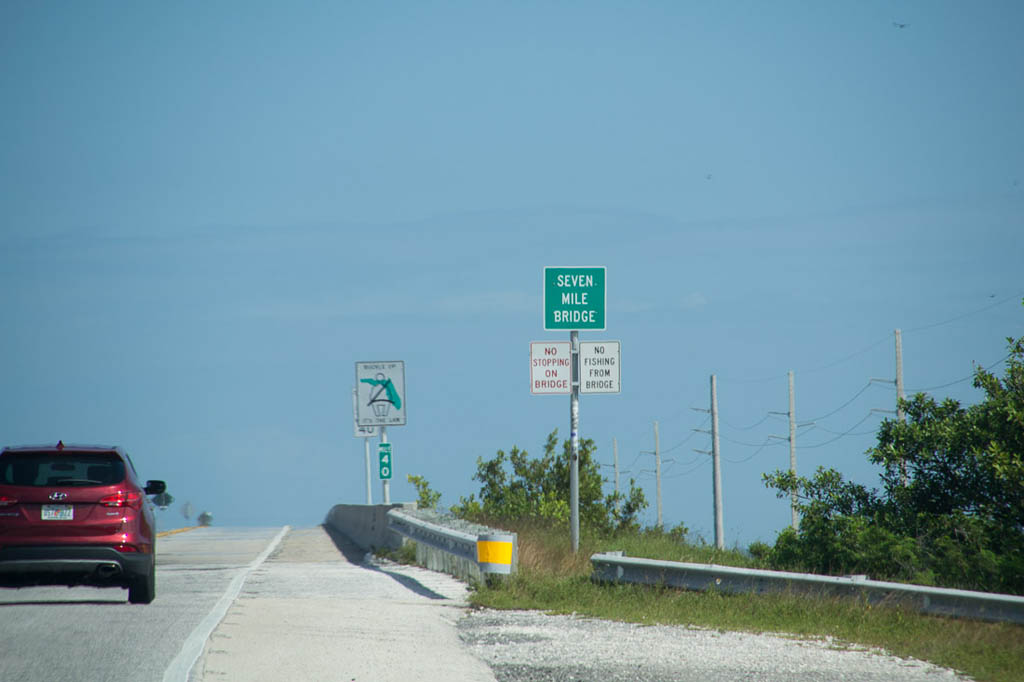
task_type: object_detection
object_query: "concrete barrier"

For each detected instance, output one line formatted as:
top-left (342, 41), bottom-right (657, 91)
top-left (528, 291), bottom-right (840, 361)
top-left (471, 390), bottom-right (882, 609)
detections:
top-left (324, 503), bottom-right (414, 552)
top-left (387, 509), bottom-right (517, 584)
top-left (324, 504), bottom-right (517, 583)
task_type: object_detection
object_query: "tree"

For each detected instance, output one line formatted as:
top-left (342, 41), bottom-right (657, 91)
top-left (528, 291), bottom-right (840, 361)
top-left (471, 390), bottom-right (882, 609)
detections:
top-left (452, 429), bottom-right (648, 533)
top-left (763, 328), bottom-right (1024, 594)
top-left (408, 474), bottom-right (442, 511)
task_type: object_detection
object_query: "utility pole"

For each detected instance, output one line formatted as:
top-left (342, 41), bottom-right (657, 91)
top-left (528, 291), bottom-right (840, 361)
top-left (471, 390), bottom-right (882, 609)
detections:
top-left (874, 330), bottom-right (909, 484)
top-left (770, 371), bottom-right (802, 529)
top-left (895, 328), bottom-right (907, 486)
top-left (895, 329), bottom-right (905, 421)
top-left (569, 330), bottom-right (580, 553)
top-left (613, 437), bottom-right (620, 514)
top-left (788, 370), bottom-right (798, 530)
top-left (770, 372), bottom-right (806, 524)
top-left (710, 374), bottom-right (724, 550)
top-left (692, 386), bottom-right (723, 549)
top-left (654, 420), bottom-right (662, 529)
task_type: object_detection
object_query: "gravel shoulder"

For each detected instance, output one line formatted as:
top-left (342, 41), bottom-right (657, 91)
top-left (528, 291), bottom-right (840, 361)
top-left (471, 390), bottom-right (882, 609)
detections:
top-left (457, 608), bottom-right (971, 682)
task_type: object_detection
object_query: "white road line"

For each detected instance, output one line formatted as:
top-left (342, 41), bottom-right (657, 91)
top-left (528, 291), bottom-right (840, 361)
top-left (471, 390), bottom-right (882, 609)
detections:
top-left (162, 526), bottom-right (290, 682)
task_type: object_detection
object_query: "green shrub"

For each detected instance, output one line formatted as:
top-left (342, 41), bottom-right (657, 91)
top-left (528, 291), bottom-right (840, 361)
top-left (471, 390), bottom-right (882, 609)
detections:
top-left (763, 328), bottom-right (1024, 594)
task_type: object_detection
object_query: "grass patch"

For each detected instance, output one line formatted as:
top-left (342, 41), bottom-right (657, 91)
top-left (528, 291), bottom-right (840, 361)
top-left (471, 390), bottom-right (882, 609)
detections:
top-left (373, 540), bottom-right (418, 565)
top-left (469, 521), bottom-right (1024, 682)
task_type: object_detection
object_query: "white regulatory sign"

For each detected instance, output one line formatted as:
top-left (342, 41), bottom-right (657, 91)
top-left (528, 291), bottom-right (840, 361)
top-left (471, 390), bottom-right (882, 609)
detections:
top-left (355, 361), bottom-right (407, 426)
top-left (530, 341), bottom-right (571, 394)
top-left (579, 341), bottom-right (621, 394)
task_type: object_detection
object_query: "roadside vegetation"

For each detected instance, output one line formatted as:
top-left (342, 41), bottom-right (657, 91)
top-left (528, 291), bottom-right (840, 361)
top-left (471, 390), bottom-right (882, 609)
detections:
top-left (759, 330), bottom-right (1024, 594)
top-left (401, 320), bottom-right (1023, 681)
top-left (468, 520), bottom-right (1023, 682)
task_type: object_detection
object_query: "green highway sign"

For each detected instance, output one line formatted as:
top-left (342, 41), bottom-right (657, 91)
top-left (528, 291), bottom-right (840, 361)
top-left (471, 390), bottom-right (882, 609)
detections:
top-left (544, 266), bottom-right (606, 331)
top-left (378, 442), bottom-right (393, 480)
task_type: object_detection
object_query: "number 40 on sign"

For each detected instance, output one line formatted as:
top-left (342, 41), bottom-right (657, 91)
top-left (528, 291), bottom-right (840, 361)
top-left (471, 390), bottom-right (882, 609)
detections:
top-left (378, 443), bottom-right (393, 480)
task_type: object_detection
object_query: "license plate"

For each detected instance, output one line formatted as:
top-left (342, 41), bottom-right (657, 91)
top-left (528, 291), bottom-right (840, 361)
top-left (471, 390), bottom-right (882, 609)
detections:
top-left (41, 505), bottom-right (74, 521)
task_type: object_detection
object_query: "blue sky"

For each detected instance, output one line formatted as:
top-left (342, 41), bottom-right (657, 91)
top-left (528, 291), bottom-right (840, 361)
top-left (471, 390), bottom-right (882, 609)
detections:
top-left (2, 1), bottom-right (1021, 547)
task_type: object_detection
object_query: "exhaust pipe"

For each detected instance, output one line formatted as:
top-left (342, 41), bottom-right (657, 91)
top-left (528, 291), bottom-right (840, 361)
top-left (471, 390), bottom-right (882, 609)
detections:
top-left (95, 563), bottom-right (122, 579)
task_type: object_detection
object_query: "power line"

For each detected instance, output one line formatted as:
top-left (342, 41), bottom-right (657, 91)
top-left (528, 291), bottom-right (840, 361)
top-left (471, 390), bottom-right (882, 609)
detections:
top-left (661, 416), bottom-right (709, 453)
top-left (663, 456), bottom-right (711, 479)
top-left (612, 418), bottom-right (706, 474)
top-left (812, 423), bottom-right (879, 437)
top-left (804, 381), bottom-right (878, 422)
top-left (674, 451), bottom-right (706, 468)
top-left (701, 348), bottom-right (1013, 464)
top-left (720, 433), bottom-right (776, 448)
top-left (716, 380), bottom-right (879, 446)
top-left (721, 413), bottom-right (781, 431)
top-left (906, 353), bottom-right (1011, 393)
top-left (800, 412), bottom-right (878, 449)
top-left (724, 336), bottom-right (890, 385)
top-left (903, 293), bottom-right (1022, 335)
top-left (624, 451), bottom-right (646, 472)
top-left (801, 335), bottom-right (891, 375)
top-left (601, 404), bottom-right (707, 468)
top-left (722, 294), bottom-right (1020, 386)
top-left (721, 437), bottom-right (785, 464)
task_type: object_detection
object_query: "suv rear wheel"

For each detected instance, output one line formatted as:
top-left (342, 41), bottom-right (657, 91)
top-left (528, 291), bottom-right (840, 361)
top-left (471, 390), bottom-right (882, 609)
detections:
top-left (128, 560), bottom-right (155, 604)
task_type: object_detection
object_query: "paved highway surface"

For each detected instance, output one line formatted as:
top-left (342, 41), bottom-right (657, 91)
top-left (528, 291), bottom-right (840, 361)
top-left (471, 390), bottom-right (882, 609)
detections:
top-left (0, 527), bottom-right (280, 681)
top-left (0, 525), bottom-right (491, 682)
top-left (0, 526), bottom-right (963, 682)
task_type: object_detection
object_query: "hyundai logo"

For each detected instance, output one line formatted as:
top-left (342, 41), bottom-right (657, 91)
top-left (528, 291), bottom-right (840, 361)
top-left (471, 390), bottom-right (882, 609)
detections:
top-left (49, 492), bottom-right (68, 501)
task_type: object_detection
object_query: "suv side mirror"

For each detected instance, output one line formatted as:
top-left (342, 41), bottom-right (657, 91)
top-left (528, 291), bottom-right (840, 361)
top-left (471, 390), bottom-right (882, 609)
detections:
top-left (145, 480), bottom-right (167, 495)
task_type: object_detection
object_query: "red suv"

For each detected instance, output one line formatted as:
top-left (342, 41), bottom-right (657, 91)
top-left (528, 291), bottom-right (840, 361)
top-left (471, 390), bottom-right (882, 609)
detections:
top-left (0, 442), bottom-right (166, 604)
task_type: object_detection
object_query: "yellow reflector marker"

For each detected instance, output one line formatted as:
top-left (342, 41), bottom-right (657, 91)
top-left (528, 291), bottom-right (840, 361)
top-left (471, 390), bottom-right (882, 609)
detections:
top-left (476, 533), bottom-right (515, 574)
top-left (477, 540), bottom-right (512, 564)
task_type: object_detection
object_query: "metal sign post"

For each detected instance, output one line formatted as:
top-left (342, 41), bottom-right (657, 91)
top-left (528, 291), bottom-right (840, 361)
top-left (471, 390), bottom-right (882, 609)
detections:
top-left (364, 438), bottom-right (373, 504)
top-left (570, 330), bottom-right (580, 552)
top-left (352, 387), bottom-right (379, 504)
top-left (539, 266), bottom-right (611, 554)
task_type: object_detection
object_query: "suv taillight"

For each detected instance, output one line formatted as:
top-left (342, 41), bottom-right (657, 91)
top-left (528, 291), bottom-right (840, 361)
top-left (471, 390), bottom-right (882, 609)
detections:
top-left (0, 495), bottom-right (17, 507)
top-left (98, 491), bottom-right (143, 509)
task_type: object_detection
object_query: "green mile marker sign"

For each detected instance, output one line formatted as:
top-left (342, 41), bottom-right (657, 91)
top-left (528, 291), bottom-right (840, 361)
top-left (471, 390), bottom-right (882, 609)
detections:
top-left (544, 266), bottom-right (606, 331)
top-left (378, 442), bottom-right (393, 480)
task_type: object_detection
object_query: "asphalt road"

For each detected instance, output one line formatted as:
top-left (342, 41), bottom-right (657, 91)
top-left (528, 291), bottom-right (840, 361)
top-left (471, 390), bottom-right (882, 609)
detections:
top-left (0, 525), bottom-right (495, 682)
top-left (0, 526), bottom-right (285, 682)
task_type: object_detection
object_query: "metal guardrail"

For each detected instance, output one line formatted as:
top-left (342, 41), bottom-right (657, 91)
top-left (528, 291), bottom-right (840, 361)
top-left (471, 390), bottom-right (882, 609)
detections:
top-left (591, 552), bottom-right (1024, 625)
top-left (386, 510), bottom-right (516, 575)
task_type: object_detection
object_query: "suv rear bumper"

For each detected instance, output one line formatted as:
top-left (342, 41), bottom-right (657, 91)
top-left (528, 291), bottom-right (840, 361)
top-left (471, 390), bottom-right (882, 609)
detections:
top-left (0, 545), bottom-right (153, 588)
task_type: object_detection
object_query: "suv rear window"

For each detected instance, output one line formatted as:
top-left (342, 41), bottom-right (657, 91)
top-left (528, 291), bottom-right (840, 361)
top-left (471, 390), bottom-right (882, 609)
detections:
top-left (0, 451), bottom-right (126, 487)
